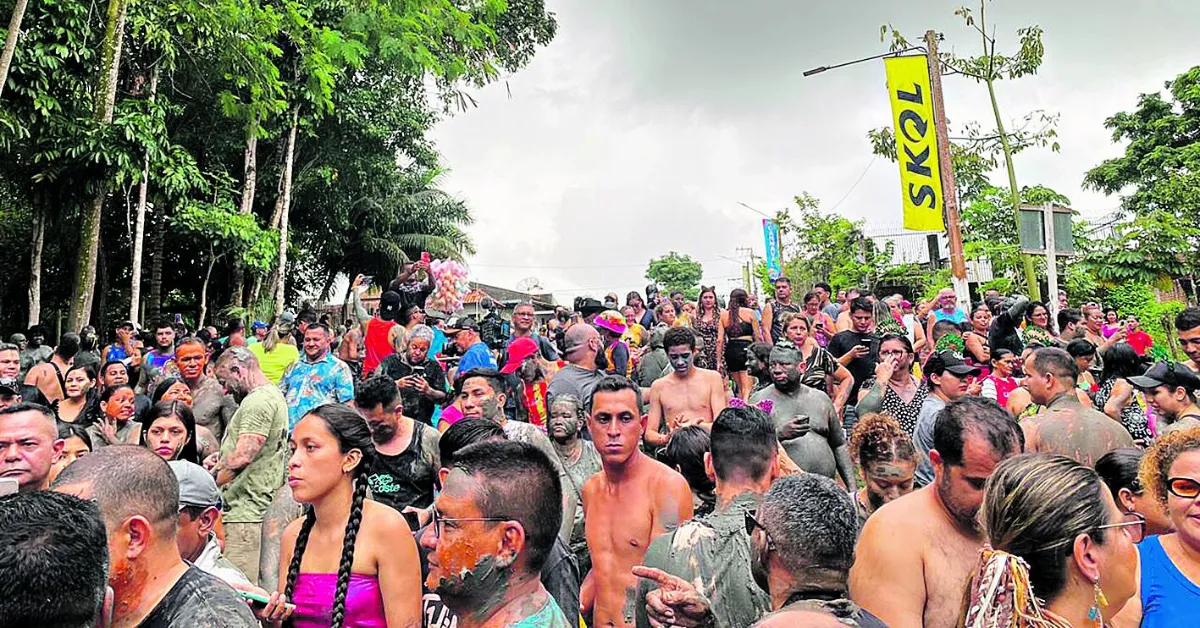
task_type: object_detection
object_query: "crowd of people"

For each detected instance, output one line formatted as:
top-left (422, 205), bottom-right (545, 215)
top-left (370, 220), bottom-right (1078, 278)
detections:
top-left (2, 264), bottom-right (1200, 627)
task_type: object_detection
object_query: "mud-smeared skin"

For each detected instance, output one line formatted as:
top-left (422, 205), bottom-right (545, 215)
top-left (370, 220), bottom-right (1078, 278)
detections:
top-left (1021, 393), bottom-right (1135, 467)
top-left (258, 481), bottom-right (303, 593)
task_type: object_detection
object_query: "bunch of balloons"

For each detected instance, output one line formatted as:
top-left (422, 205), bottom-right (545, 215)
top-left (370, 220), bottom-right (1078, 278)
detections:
top-left (427, 259), bottom-right (470, 313)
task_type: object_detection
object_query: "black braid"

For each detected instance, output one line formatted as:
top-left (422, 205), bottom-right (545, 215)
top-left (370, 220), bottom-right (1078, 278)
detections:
top-left (330, 474), bottom-right (367, 628)
top-left (283, 505), bottom-right (316, 628)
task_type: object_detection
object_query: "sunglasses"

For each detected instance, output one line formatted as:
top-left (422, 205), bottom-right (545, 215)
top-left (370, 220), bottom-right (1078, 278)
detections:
top-left (743, 510), bottom-right (775, 550)
top-left (1167, 477), bottom-right (1200, 500)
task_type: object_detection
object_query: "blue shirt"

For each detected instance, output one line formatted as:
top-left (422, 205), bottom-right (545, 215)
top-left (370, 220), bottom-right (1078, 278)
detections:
top-left (933, 308), bottom-right (967, 325)
top-left (1138, 535), bottom-right (1200, 627)
top-left (456, 341), bottom-right (497, 378)
top-left (428, 327), bottom-right (448, 360)
top-left (278, 352), bottom-right (356, 429)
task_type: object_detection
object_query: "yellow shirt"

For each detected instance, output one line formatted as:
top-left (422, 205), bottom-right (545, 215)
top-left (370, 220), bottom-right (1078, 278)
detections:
top-left (248, 342), bottom-right (300, 384)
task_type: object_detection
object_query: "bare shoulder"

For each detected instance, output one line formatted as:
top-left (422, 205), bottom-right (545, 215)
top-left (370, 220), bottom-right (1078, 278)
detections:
top-left (581, 470), bottom-right (605, 504)
top-left (703, 368), bottom-right (723, 387)
top-left (647, 456), bottom-right (690, 492)
top-left (863, 487), bottom-right (932, 539)
top-left (282, 515), bottom-right (306, 549)
top-left (361, 499), bottom-right (415, 542)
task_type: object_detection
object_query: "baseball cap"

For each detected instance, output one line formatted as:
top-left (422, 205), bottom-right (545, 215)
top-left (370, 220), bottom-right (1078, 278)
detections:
top-left (445, 316), bottom-right (481, 334)
top-left (379, 291), bottom-right (403, 322)
top-left (925, 351), bottom-right (981, 377)
top-left (251, 320), bottom-right (268, 330)
top-left (169, 460), bottom-right (222, 510)
top-left (425, 308), bottom-right (450, 321)
top-left (0, 377), bottom-right (19, 397)
top-left (1129, 361), bottom-right (1200, 392)
top-left (576, 297), bottom-right (605, 317)
top-left (501, 337), bottom-right (540, 374)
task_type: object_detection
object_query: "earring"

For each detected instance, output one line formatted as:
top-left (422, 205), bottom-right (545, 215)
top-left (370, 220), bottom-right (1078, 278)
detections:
top-left (1087, 578), bottom-right (1108, 628)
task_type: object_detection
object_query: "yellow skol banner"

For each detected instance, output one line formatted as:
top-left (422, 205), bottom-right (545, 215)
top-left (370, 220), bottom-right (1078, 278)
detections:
top-left (885, 55), bottom-right (945, 232)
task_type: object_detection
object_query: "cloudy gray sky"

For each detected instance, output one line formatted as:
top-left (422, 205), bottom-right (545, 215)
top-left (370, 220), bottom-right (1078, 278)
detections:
top-left (430, 0), bottom-right (1200, 303)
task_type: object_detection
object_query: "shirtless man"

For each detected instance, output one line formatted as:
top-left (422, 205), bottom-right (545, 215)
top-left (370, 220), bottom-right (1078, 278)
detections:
top-left (750, 342), bottom-right (854, 488)
top-left (644, 328), bottom-right (726, 448)
top-left (24, 332), bottom-right (79, 404)
top-left (850, 397), bottom-right (1021, 628)
top-left (1020, 347), bottom-right (1134, 466)
top-left (583, 375), bottom-right (693, 627)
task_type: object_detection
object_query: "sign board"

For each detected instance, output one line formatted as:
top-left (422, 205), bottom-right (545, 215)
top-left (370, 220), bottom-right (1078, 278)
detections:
top-left (1018, 205), bottom-right (1075, 255)
top-left (763, 219), bottom-right (782, 281)
top-left (885, 55), bottom-right (945, 232)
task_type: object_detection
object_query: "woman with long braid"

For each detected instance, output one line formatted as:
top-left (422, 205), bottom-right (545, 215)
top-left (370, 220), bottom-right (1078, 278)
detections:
top-left (261, 403), bottom-right (422, 627)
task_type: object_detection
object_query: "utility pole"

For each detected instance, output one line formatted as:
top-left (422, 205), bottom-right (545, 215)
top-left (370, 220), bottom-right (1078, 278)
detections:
top-left (925, 30), bottom-right (970, 313)
top-left (1043, 203), bottom-right (1059, 321)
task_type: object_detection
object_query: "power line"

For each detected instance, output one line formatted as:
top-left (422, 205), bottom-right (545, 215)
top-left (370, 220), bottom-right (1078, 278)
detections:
top-left (826, 154), bottom-right (878, 214)
top-left (468, 258), bottom-right (728, 270)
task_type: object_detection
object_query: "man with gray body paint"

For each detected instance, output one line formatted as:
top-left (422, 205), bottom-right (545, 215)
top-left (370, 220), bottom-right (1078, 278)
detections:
top-left (644, 327), bottom-right (727, 448)
top-left (633, 404), bottom-right (777, 628)
top-left (751, 342), bottom-right (854, 489)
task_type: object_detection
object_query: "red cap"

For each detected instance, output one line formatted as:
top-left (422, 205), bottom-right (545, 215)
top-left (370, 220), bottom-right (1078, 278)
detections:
top-left (501, 337), bottom-right (540, 374)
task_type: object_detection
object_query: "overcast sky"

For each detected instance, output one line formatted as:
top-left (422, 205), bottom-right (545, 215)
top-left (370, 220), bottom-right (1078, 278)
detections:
top-left (429, 0), bottom-right (1200, 303)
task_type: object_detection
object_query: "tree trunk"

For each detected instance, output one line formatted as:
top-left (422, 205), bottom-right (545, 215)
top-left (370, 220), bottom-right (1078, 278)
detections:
top-left (319, 268), bottom-right (337, 306)
top-left (67, 0), bottom-right (130, 331)
top-left (129, 66), bottom-right (158, 326)
top-left (0, 0), bottom-right (30, 98)
top-left (199, 250), bottom-right (218, 329)
top-left (231, 122), bottom-right (259, 308)
top-left (272, 107), bottom-right (299, 317)
top-left (26, 202), bottom-right (44, 327)
top-left (94, 239), bottom-right (108, 333)
top-left (145, 223), bottom-right (163, 323)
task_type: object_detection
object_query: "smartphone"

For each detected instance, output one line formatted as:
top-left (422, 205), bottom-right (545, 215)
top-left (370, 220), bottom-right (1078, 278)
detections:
top-left (0, 478), bottom-right (18, 496)
top-left (421, 251), bottom-right (431, 265)
top-left (402, 510), bottom-right (421, 531)
top-left (236, 589), bottom-right (296, 613)
top-left (361, 275), bottom-right (373, 287)
top-left (411, 365), bottom-right (426, 375)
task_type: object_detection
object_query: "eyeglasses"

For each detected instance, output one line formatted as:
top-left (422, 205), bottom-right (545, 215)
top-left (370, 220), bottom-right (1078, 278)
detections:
top-left (1167, 477), bottom-right (1200, 500)
top-left (429, 509), bottom-right (510, 539)
top-left (1097, 511), bottom-right (1146, 544)
top-left (879, 350), bottom-right (909, 358)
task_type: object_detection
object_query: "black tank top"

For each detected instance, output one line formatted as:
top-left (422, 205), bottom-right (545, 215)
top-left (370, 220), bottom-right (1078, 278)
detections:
top-left (769, 301), bottom-right (801, 343)
top-left (365, 422), bottom-right (436, 513)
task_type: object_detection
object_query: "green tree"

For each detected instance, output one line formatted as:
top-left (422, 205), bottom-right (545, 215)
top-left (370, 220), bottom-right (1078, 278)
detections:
top-left (960, 184), bottom-right (1070, 291)
top-left (1083, 66), bottom-right (1200, 295)
top-left (772, 193), bottom-right (893, 292)
top-left (646, 252), bottom-right (704, 297)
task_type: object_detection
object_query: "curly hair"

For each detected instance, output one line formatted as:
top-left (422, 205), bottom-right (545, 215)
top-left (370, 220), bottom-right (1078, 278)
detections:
top-left (1140, 426), bottom-right (1200, 510)
top-left (848, 413), bottom-right (920, 467)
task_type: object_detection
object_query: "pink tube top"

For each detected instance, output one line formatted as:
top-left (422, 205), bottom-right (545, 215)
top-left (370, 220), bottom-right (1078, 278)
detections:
top-left (291, 572), bottom-right (386, 628)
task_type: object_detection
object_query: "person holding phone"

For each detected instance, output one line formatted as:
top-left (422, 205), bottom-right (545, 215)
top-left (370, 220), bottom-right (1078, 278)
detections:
top-left (829, 297), bottom-right (882, 431)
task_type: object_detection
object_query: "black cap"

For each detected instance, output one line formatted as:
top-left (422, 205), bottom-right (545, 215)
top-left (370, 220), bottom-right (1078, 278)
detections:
top-left (1129, 361), bottom-right (1200, 392)
top-left (576, 297), bottom-right (605, 316)
top-left (0, 377), bottom-right (20, 396)
top-left (379, 291), bottom-right (402, 322)
top-left (445, 316), bottom-right (481, 334)
top-left (925, 351), bottom-right (981, 377)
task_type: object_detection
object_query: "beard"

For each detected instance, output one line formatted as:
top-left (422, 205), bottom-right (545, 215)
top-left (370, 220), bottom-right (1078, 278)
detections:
top-left (370, 421), bottom-right (397, 444)
top-left (937, 473), bottom-right (980, 531)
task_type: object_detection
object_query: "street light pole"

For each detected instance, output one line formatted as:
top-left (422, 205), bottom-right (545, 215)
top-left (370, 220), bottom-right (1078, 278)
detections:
top-left (924, 30), bottom-right (970, 312)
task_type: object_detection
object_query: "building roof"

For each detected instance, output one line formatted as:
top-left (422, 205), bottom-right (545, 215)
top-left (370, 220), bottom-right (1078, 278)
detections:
top-left (465, 282), bottom-right (557, 310)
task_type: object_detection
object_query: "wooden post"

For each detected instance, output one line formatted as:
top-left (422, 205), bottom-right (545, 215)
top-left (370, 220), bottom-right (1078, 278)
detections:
top-left (1044, 203), bottom-right (1059, 321)
top-left (925, 30), bottom-right (970, 311)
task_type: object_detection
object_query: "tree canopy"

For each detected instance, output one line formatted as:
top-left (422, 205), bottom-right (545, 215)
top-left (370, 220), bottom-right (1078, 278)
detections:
top-left (645, 252), bottom-right (704, 298)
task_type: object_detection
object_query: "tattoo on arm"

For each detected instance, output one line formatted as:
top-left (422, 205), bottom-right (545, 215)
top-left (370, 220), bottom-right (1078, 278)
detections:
top-left (226, 433), bottom-right (268, 472)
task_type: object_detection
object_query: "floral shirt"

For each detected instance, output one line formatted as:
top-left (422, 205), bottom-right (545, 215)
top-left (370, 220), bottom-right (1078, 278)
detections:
top-left (278, 352), bottom-right (355, 430)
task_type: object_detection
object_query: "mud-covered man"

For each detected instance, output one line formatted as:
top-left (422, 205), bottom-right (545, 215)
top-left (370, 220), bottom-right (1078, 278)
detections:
top-left (751, 342), bottom-right (854, 489)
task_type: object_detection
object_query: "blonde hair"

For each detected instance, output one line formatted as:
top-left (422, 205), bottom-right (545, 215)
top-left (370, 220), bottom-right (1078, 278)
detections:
top-left (963, 454), bottom-right (1110, 626)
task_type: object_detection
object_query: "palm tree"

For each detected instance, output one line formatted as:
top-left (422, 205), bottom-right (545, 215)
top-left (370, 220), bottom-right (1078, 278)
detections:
top-left (311, 167), bottom-right (475, 303)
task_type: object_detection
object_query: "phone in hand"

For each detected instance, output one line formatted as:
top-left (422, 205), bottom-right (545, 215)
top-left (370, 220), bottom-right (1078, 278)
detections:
top-left (0, 478), bottom-right (18, 496)
top-left (237, 589), bottom-right (296, 613)
top-left (421, 251), bottom-right (431, 265)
